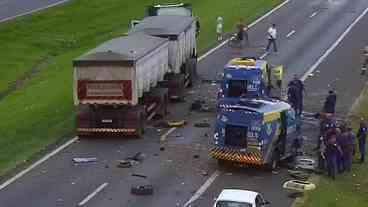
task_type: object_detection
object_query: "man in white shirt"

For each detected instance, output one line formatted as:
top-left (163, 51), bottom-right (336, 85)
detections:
top-left (216, 16), bottom-right (224, 41)
top-left (266, 24), bottom-right (277, 53)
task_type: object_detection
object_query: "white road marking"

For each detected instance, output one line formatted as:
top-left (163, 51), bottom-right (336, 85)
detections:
top-left (183, 170), bottom-right (221, 207)
top-left (197, 0), bottom-right (290, 62)
top-left (309, 12), bottom-right (318, 18)
top-left (260, 52), bottom-right (269, 59)
top-left (0, 137), bottom-right (78, 191)
top-left (160, 127), bottom-right (177, 142)
top-left (0, 0), bottom-right (70, 23)
top-left (301, 7), bottom-right (368, 81)
top-left (286, 30), bottom-right (296, 38)
top-left (78, 182), bottom-right (109, 206)
top-left (0, 0), bottom-right (291, 192)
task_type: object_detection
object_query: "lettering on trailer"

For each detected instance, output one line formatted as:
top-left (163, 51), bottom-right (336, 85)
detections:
top-left (87, 82), bottom-right (124, 97)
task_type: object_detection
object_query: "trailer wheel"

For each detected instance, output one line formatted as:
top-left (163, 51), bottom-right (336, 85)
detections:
top-left (137, 113), bottom-right (145, 138)
top-left (186, 58), bottom-right (197, 87)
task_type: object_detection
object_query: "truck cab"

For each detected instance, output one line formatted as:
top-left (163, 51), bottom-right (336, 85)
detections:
top-left (211, 98), bottom-right (297, 169)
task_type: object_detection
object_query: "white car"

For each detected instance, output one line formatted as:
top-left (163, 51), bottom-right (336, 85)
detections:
top-left (213, 189), bottom-right (270, 207)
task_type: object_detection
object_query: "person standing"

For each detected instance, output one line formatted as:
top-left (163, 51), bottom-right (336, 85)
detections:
top-left (289, 74), bottom-right (305, 115)
top-left (236, 18), bottom-right (245, 47)
top-left (323, 90), bottom-right (337, 114)
top-left (287, 82), bottom-right (298, 112)
top-left (266, 24), bottom-right (277, 53)
top-left (216, 16), bottom-right (224, 41)
top-left (243, 23), bottom-right (250, 46)
top-left (325, 131), bottom-right (340, 180)
top-left (361, 46), bottom-right (368, 75)
top-left (357, 119), bottom-right (368, 163)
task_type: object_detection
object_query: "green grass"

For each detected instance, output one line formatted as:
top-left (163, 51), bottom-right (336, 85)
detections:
top-left (0, 0), bottom-right (281, 175)
top-left (299, 86), bottom-right (368, 207)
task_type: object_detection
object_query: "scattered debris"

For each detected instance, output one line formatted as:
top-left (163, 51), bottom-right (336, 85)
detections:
top-left (160, 146), bottom-right (165, 151)
top-left (57, 198), bottom-right (63, 202)
top-left (190, 100), bottom-right (204, 111)
top-left (132, 173), bottom-right (147, 178)
top-left (200, 171), bottom-right (209, 176)
top-left (153, 153), bottom-right (159, 156)
top-left (272, 170), bottom-right (279, 175)
top-left (194, 121), bottom-right (210, 128)
top-left (308, 73), bottom-right (314, 77)
top-left (167, 120), bottom-right (186, 127)
top-left (117, 160), bottom-right (139, 168)
top-left (105, 164), bottom-right (110, 168)
top-left (131, 185), bottom-right (154, 195)
top-left (126, 152), bottom-right (146, 162)
top-left (288, 170), bottom-right (310, 180)
top-left (193, 154), bottom-right (200, 159)
top-left (167, 159), bottom-right (173, 162)
top-left (295, 156), bottom-right (316, 171)
top-left (283, 180), bottom-right (316, 194)
top-left (72, 157), bottom-right (97, 163)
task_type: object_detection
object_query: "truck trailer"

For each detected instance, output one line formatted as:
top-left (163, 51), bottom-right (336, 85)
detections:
top-left (73, 33), bottom-right (170, 137)
top-left (129, 14), bottom-right (197, 99)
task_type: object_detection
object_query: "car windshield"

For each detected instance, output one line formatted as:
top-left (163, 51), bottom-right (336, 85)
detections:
top-left (216, 200), bottom-right (252, 207)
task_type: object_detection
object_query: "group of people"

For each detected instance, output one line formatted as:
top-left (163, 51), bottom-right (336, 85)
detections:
top-left (216, 17), bottom-right (277, 52)
top-left (318, 116), bottom-right (367, 179)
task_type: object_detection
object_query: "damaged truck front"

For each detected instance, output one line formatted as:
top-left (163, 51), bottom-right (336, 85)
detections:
top-left (73, 33), bottom-right (170, 137)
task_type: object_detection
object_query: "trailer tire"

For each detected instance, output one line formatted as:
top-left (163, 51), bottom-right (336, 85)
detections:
top-left (137, 113), bottom-right (145, 138)
top-left (186, 58), bottom-right (197, 87)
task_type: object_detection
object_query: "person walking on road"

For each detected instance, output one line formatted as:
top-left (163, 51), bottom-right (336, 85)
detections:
top-left (216, 16), bottom-right (224, 41)
top-left (266, 24), bottom-right (277, 53)
top-left (357, 119), bottom-right (367, 163)
top-left (323, 90), bottom-right (337, 114)
top-left (361, 46), bottom-right (368, 75)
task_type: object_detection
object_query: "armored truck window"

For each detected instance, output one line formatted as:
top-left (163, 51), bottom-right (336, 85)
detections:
top-left (227, 80), bottom-right (247, 97)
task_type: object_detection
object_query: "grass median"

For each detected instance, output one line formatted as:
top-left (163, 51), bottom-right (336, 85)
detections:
top-left (298, 86), bottom-right (368, 207)
top-left (0, 0), bottom-right (282, 176)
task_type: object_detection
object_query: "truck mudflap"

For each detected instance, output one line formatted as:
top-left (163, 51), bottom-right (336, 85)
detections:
top-left (210, 147), bottom-right (264, 166)
top-left (77, 128), bottom-right (137, 136)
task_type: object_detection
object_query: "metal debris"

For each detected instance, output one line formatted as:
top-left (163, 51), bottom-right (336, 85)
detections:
top-left (193, 154), bottom-right (200, 159)
top-left (132, 173), bottom-right (147, 178)
top-left (117, 160), bottom-right (139, 168)
top-left (72, 157), bottom-right (97, 163)
top-left (126, 152), bottom-right (146, 162)
top-left (160, 146), bottom-right (165, 151)
top-left (131, 185), bottom-right (154, 195)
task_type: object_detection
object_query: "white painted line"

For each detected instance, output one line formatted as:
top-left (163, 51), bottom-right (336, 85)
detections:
top-left (301, 7), bottom-right (368, 81)
top-left (260, 52), bottom-right (269, 59)
top-left (0, 0), bottom-right (290, 192)
top-left (78, 182), bottom-right (109, 206)
top-left (0, 0), bottom-right (70, 23)
top-left (198, 0), bottom-right (290, 62)
top-left (183, 170), bottom-right (221, 207)
top-left (309, 12), bottom-right (318, 18)
top-left (286, 30), bottom-right (296, 38)
top-left (0, 137), bottom-right (78, 191)
top-left (160, 127), bottom-right (177, 142)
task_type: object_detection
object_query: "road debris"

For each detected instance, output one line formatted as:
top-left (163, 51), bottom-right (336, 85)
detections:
top-left (194, 120), bottom-right (210, 128)
top-left (117, 160), bottom-right (139, 168)
top-left (132, 173), bottom-right (147, 178)
top-left (200, 171), bottom-right (209, 176)
top-left (193, 154), bottom-right (200, 159)
top-left (283, 180), bottom-right (316, 194)
top-left (131, 185), bottom-right (154, 195)
top-left (288, 170), bottom-right (310, 180)
top-left (160, 146), bottom-right (165, 151)
top-left (126, 152), bottom-right (146, 162)
top-left (295, 156), bottom-right (316, 171)
top-left (72, 157), bottom-right (97, 163)
top-left (167, 120), bottom-right (186, 127)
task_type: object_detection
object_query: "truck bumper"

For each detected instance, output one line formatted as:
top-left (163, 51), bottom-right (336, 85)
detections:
top-left (210, 147), bottom-right (264, 166)
top-left (77, 128), bottom-right (137, 136)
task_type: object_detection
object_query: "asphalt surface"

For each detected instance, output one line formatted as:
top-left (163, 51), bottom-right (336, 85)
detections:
top-left (1, 0), bottom-right (368, 206)
top-left (0, 0), bottom-right (69, 22)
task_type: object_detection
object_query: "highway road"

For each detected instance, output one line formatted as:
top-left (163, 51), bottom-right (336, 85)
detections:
top-left (1, 0), bottom-right (368, 206)
top-left (0, 0), bottom-right (69, 22)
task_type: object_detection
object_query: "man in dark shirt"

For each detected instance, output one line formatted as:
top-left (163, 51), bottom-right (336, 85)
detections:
top-left (357, 119), bottom-right (368, 163)
top-left (323, 90), bottom-right (337, 114)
